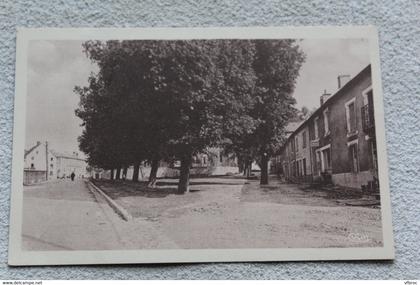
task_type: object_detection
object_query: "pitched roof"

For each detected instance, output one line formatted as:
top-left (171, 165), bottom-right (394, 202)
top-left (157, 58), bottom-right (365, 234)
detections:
top-left (284, 121), bottom-right (304, 138)
top-left (24, 142), bottom-right (41, 158)
top-left (50, 150), bottom-right (86, 161)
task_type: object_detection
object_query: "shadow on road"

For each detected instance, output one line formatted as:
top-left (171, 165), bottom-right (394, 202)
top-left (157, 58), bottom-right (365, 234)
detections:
top-left (93, 176), bottom-right (247, 200)
top-left (93, 180), bottom-right (181, 199)
top-left (155, 181), bottom-right (245, 186)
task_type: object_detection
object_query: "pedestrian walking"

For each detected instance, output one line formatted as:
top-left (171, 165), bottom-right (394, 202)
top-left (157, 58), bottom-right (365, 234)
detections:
top-left (70, 172), bottom-right (75, 181)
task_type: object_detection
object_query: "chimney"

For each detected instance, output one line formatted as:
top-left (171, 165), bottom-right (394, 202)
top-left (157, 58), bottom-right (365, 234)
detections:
top-left (320, 90), bottom-right (331, 106)
top-left (338, 75), bottom-right (351, 89)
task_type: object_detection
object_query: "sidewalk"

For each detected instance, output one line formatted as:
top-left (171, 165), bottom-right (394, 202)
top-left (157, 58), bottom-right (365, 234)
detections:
top-left (22, 179), bottom-right (177, 250)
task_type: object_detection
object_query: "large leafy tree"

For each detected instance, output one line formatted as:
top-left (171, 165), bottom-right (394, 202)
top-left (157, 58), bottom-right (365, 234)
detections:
top-left (76, 41), bottom-right (147, 181)
top-left (144, 40), bottom-right (257, 193)
top-left (250, 40), bottom-right (305, 185)
top-left (223, 40), bottom-right (305, 184)
top-left (75, 75), bottom-right (123, 179)
top-left (75, 39), bottom-right (304, 192)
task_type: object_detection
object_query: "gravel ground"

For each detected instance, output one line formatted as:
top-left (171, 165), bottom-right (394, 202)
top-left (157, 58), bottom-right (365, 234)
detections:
top-left (94, 176), bottom-right (383, 249)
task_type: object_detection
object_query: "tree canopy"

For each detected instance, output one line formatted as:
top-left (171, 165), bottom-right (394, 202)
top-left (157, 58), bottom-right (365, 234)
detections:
top-left (75, 39), bottom-right (305, 192)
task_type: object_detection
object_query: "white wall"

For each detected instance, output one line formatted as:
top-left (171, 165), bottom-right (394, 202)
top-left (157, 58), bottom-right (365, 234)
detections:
top-left (24, 143), bottom-right (47, 171)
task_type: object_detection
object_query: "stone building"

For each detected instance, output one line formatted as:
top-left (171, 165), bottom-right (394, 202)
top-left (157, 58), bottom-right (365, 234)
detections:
top-left (276, 64), bottom-right (378, 191)
top-left (24, 141), bottom-right (57, 184)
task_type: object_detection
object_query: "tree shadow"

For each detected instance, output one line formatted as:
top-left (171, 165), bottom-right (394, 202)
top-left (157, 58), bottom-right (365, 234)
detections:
top-left (155, 181), bottom-right (245, 187)
top-left (92, 177), bottom-right (245, 200)
top-left (92, 179), bottom-right (204, 199)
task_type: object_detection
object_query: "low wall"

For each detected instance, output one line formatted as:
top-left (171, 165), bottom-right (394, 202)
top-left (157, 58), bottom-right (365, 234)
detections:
top-left (158, 166), bottom-right (239, 178)
top-left (332, 170), bottom-right (373, 189)
top-left (104, 166), bottom-right (240, 180)
top-left (23, 169), bottom-right (47, 185)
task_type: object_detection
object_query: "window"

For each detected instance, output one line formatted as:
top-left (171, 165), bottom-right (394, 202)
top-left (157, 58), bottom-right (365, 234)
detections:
top-left (362, 87), bottom-right (375, 132)
top-left (345, 98), bottom-right (357, 134)
top-left (298, 160), bottom-right (302, 176)
top-left (315, 151), bottom-right (321, 175)
top-left (300, 160), bottom-right (303, 177)
top-left (219, 153), bottom-right (223, 163)
top-left (370, 140), bottom-right (378, 171)
top-left (348, 142), bottom-right (359, 173)
top-left (50, 163), bottom-right (53, 168)
top-left (321, 147), bottom-right (331, 172)
top-left (31, 156), bottom-right (34, 160)
top-left (323, 108), bottom-right (330, 135)
top-left (314, 117), bottom-right (319, 139)
top-left (302, 131), bottom-right (307, 149)
top-left (303, 158), bottom-right (307, 176)
top-left (348, 103), bottom-right (356, 131)
top-left (51, 157), bottom-right (54, 161)
top-left (295, 136), bottom-right (299, 151)
top-left (49, 171), bottom-right (53, 176)
top-left (30, 163), bottom-right (34, 169)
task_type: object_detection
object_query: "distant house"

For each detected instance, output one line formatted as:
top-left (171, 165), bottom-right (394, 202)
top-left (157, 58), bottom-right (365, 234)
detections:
top-left (270, 120), bottom-right (304, 176)
top-left (191, 147), bottom-right (239, 175)
top-left (51, 151), bottom-right (90, 179)
top-left (276, 64), bottom-right (378, 191)
top-left (24, 141), bottom-right (90, 185)
top-left (24, 141), bottom-right (57, 184)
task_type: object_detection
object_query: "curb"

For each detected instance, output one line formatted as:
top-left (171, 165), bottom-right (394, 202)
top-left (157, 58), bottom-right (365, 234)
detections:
top-left (86, 180), bottom-right (132, 222)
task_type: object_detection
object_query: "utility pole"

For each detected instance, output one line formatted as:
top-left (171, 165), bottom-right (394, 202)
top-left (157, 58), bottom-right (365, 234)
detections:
top-left (45, 141), bottom-right (49, 181)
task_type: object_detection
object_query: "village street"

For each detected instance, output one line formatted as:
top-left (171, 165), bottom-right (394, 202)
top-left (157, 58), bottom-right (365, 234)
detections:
top-left (22, 176), bottom-right (383, 250)
top-left (22, 179), bottom-right (176, 250)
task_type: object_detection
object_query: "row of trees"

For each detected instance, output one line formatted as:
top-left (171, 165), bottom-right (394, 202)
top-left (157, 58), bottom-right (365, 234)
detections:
top-left (75, 39), bottom-right (305, 193)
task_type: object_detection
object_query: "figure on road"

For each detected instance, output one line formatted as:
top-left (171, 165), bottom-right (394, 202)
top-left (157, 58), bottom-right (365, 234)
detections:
top-left (70, 172), bottom-right (75, 181)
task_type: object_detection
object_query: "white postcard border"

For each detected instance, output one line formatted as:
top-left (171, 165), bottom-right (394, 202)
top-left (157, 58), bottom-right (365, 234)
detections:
top-left (8, 26), bottom-right (394, 266)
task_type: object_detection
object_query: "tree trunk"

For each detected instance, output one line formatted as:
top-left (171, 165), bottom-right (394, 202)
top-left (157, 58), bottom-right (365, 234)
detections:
top-left (245, 160), bottom-right (252, 178)
top-left (116, 168), bottom-right (121, 180)
top-left (260, 154), bottom-right (269, 185)
top-left (132, 162), bottom-right (140, 182)
top-left (244, 162), bottom-right (247, 177)
top-left (148, 158), bottom-right (159, 188)
top-left (110, 169), bottom-right (114, 180)
top-left (122, 167), bottom-right (128, 180)
top-left (238, 158), bottom-right (244, 174)
top-left (177, 153), bottom-right (192, 194)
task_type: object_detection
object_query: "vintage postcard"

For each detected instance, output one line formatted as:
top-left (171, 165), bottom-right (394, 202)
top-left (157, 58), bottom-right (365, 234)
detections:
top-left (8, 26), bottom-right (394, 265)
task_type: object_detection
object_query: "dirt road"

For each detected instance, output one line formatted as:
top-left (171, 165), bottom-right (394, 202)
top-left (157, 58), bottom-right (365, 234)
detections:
top-left (96, 177), bottom-right (383, 249)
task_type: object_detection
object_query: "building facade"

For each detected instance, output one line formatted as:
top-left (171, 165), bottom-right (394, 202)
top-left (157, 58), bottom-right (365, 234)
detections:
top-left (24, 141), bottom-right (57, 184)
top-left (277, 65), bottom-right (378, 191)
top-left (53, 152), bottom-right (90, 179)
top-left (24, 141), bottom-right (90, 184)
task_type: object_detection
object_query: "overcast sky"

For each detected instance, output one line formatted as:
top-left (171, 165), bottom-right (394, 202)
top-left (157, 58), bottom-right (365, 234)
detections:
top-left (25, 38), bottom-right (370, 154)
top-left (294, 38), bottom-right (370, 110)
top-left (26, 40), bottom-right (97, 155)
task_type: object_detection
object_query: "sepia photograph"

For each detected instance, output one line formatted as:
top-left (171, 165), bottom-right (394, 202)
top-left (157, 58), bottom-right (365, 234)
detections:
top-left (8, 27), bottom-right (394, 265)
